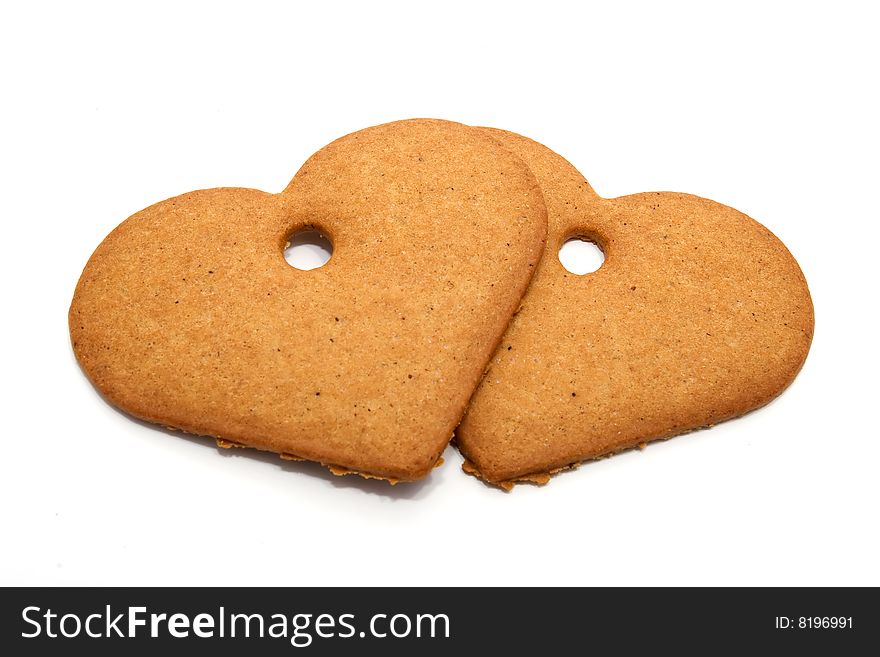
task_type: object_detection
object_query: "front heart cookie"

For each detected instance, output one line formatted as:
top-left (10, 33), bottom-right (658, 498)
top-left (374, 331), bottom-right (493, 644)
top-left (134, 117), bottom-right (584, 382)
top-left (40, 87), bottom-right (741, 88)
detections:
top-left (69, 120), bottom-right (547, 482)
top-left (456, 129), bottom-right (814, 488)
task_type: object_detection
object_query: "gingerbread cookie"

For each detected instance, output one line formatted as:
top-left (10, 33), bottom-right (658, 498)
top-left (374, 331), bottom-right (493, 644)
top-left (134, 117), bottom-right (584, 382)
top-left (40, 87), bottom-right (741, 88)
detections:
top-left (70, 120), bottom-right (547, 482)
top-left (456, 128), bottom-right (814, 489)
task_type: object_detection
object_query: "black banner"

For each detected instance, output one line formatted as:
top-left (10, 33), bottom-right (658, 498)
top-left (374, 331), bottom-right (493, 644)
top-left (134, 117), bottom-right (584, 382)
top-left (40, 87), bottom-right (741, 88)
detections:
top-left (1, 587), bottom-right (875, 654)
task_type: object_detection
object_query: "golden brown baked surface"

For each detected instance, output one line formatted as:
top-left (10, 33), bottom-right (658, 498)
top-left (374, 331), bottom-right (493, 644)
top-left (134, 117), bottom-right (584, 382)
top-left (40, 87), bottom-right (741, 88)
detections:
top-left (70, 119), bottom-right (547, 481)
top-left (457, 128), bottom-right (814, 487)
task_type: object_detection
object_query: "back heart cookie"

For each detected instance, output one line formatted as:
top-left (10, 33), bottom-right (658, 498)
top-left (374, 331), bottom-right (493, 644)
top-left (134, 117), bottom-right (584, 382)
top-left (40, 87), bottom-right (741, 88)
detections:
top-left (456, 129), bottom-right (814, 489)
top-left (69, 119), bottom-right (547, 482)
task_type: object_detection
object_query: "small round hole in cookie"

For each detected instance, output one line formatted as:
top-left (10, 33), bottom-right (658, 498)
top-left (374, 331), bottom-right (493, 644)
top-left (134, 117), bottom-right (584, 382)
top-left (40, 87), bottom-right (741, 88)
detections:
top-left (284, 229), bottom-right (333, 270)
top-left (559, 236), bottom-right (604, 275)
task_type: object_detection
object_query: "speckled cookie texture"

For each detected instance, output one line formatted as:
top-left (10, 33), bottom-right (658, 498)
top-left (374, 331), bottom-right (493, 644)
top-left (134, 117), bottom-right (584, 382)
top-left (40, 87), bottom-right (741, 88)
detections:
top-left (456, 128), bottom-right (814, 489)
top-left (69, 119), bottom-right (547, 482)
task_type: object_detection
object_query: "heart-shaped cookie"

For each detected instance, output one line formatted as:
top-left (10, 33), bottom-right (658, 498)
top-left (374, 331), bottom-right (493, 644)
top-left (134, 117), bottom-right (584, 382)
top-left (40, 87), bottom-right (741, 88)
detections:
top-left (70, 120), bottom-right (547, 482)
top-left (456, 129), bottom-right (814, 488)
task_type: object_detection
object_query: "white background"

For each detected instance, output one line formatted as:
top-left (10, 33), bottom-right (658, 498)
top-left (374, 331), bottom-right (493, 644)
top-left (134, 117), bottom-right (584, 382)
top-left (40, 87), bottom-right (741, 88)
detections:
top-left (2, 1), bottom-right (878, 586)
